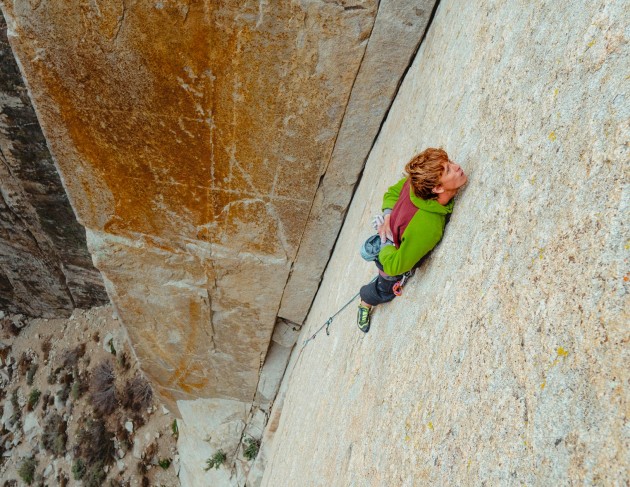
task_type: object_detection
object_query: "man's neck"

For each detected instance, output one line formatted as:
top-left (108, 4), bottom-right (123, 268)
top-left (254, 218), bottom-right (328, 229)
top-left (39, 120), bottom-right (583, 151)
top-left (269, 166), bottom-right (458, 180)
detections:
top-left (436, 190), bottom-right (457, 205)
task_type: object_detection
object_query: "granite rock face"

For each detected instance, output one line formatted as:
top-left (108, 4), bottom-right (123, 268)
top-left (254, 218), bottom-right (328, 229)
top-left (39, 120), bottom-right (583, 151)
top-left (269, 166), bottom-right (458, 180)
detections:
top-left (263, 0), bottom-right (628, 485)
top-left (278, 0), bottom-right (437, 323)
top-left (0, 0), bottom-right (437, 420)
top-left (0, 11), bottom-right (107, 317)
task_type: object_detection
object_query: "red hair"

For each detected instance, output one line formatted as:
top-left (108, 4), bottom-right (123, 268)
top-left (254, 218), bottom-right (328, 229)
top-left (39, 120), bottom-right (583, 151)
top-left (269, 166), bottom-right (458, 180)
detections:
top-left (404, 148), bottom-right (449, 200)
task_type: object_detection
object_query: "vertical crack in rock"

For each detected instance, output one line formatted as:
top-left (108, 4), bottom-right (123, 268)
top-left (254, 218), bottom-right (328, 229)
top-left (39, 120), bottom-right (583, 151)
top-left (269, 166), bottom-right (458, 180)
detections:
top-left (277, 0), bottom-right (441, 324)
top-left (204, 288), bottom-right (217, 353)
top-left (276, 3), bottom-right (380, 303)
top-left (205, 256), bottom-right (219, 353)
top-left (112, 0), bottom-right (127, 43)
top-left (361, 0), bottom-right (442, 159)
top-left (318, 5), bottom-right (378, 179)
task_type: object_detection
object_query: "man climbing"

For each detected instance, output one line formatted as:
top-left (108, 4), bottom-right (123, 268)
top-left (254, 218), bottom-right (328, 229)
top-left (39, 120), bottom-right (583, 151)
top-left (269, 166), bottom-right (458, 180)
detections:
top-left (357, 147), bottom-right (468, 333)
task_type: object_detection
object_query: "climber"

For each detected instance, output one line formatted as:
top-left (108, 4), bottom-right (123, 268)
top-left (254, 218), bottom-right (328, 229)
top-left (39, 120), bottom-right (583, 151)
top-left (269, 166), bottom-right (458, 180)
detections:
top-left (357, 148), bottom-right (468, 333)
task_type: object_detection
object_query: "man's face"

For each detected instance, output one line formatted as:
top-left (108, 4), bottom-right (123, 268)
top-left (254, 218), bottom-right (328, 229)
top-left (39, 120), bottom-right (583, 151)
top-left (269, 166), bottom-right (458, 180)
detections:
top-left (436, 160), bottom-right (468, 193)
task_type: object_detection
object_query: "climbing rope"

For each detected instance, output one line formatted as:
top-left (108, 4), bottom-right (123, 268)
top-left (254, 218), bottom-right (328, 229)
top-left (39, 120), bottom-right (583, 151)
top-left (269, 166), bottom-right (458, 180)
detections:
top-left (299, 269), bottom-right (414, 352)
top-left (299, 277), bottom-right (377, 352)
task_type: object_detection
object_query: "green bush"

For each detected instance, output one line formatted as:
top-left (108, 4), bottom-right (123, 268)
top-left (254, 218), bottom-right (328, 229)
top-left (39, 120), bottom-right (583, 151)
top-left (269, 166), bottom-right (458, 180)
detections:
top-left (72, 459), bottom-right (86, 480)
top-left (204, 450), bottom-right (227, 471)
top-left (42, 413), bottom-right (67, 457)
top-left (71, 381), bottom-right (81, 400)
top-left (83, 461), bottom-right (106, 487)
top-left (18, 457), bottom-right (37, 485)
top-left (27, 389), bottom-right (41, 411)
top-left (243, 437), bottom-right (260, 461)
top-left (158, 458), bottom-right (171, 469)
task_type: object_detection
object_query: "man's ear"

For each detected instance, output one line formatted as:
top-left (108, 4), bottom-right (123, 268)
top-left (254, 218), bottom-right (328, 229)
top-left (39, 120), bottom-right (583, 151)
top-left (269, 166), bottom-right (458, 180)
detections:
top-left (432, 185), bottom-right (444, 194)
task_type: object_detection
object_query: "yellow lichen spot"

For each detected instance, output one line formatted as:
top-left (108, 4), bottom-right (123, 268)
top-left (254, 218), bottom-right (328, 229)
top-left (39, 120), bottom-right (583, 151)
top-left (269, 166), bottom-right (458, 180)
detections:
top-left (540, 381), bottom-right (546, 390)
top-left (467, 459), bottom-right (472, 469)
top-left (405, 435), bottom-right (411, 442)
top-left (553, 88), bottom-right (558, 98)
top-left (548, 131), bottom-right (557, 142)
top-left (557, 347), bottom-right (569, 357)
top-left (427, 421), bottom-right (434, 431)
top-left (587, 39), bottom-right (596, 48)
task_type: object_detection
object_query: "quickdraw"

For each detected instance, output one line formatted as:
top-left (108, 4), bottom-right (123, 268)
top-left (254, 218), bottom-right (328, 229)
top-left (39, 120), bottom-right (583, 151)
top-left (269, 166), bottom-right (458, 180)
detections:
top-left (392, 270), bottom-right (413, 297)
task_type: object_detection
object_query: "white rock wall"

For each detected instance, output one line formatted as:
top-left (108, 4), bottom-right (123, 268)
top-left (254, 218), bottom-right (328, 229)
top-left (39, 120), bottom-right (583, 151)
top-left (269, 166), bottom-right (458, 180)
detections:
top-left (263, 0), bottom-right (628, 485)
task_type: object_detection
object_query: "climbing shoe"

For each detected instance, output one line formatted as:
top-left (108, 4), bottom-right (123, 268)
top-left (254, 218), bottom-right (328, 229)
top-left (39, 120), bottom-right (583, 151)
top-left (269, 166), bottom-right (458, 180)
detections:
top-left (357, 304), bottom-right (372, 333)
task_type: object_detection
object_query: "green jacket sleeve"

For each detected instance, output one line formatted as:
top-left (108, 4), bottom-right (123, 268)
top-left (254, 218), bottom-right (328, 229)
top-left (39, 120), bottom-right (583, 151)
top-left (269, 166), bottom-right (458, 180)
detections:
top-left (378, 212), bottom-right (444, 276)
top-left (382, 177), bottom-right (407, 211)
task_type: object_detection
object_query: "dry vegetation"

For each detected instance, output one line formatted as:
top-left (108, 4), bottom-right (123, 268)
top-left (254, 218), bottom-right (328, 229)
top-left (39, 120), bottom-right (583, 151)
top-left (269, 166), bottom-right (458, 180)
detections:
top-left (0, 306), bottom-right (179, 486)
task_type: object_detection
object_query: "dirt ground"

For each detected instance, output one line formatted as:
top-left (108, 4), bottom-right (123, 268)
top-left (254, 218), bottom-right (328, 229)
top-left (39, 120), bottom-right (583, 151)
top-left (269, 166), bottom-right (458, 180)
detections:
top-left (0, 305), bottom-right (180, 486)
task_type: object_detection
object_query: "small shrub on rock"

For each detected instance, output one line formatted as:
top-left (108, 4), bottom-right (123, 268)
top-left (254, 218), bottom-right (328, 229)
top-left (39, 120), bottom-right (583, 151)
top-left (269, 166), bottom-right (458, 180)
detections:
top-left (122, 374), bottom-right (152, 411)
top-left (90, 360), bottom-right (118, 415)
top-left (204, 450), bottom-right (227, 471)
top-left (61, 344), bottom-right (85, 369)
top-left (117, 351), bottom-right (130, 371)
top-left (41, 337), bottom-right (52, 362)
top-left (1, 317), bottom-right (20, 336)
top-left (17, 352), bottom-right (32, 377)
top-left (10, 389), bottom-right (21, 424)
top-left (17, 457), bottom-right (37, 485)
top-left (26, 389), bottom-right (41, 411)
top-left (58, 473), bottom-right (69, 487)
top-left (76, 417), bottom-right (116, 467)
top-left (83, 461), bottom-right (107, 487)
top-left (72, 459), bottom-right (86, 480)
top-left (243, 437), bottom-right (260, 461)
top-left (42, 413), bottom-right (67, 457)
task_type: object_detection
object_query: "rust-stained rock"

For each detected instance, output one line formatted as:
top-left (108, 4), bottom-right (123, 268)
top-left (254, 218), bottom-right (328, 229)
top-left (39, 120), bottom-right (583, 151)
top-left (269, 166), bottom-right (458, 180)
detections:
top-left (0, 0), bottom-right (390, 410)
top-left (88, 229), bottom-right (293, 412)
top-left (0, 10), bottom-right (107, 317)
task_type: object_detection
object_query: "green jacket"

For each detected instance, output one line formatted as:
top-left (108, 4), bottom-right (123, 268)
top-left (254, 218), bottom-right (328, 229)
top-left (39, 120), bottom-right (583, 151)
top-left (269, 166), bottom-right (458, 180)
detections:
top-left (379, 177), bottom-right (454, 276)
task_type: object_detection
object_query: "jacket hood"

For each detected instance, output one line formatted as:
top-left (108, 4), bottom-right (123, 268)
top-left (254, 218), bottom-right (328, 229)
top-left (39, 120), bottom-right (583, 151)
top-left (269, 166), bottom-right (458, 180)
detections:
top-left (408, 185), bottom-right (454, 214)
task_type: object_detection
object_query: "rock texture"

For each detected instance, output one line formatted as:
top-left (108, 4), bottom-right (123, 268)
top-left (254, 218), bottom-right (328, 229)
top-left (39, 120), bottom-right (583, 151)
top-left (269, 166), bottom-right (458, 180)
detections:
top-left (0, 0), bottom-right (379, 412)
top-left (0, 11), bottom-right (107, 317)
top-left (177, 398), bottom-right (249, 487)
top-left (263, 0), bottom-right (628, 485)
top-left (278, 0), bottom-right (437, 323)
top-left (2, 1), bottom-right (440, 483)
